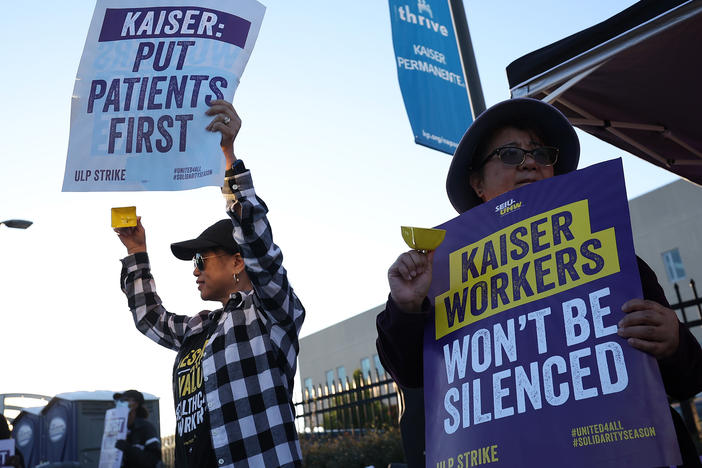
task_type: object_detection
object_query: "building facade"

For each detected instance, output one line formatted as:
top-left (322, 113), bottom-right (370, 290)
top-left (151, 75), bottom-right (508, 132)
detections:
top-left (629, 179), bottom-right (702, 341)
top-left (298, 305), bottom-right (387, 397)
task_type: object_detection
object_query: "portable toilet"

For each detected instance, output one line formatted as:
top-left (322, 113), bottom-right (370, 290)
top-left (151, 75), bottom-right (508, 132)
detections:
top-left (41, 391), bottom-right (160, 468)
top-left (12, 407), bottom-right (45, 468)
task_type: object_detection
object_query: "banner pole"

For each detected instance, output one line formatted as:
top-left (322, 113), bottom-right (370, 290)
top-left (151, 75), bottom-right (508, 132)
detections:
top-left (448, 0), bottom-right (486, 117)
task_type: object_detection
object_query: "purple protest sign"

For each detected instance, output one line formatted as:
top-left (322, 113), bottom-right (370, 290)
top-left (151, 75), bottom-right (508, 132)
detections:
top-left (0, 439), bottom-right (14, 468)
top-left (424, 159), bottom-right (680, 467)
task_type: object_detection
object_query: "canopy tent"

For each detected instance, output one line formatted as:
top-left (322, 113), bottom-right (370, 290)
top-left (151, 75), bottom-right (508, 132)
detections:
top-left (506, 0), bottom-right (702, 185)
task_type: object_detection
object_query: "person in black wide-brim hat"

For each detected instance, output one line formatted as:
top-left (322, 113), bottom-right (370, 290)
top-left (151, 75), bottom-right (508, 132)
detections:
top-left (445, 97), bottom-right (579, 213)
top-left (376, 98), bottom-right (702, 467)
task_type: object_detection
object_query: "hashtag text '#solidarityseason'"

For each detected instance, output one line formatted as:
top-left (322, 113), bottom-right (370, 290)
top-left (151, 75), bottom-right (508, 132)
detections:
top-left (572, 423), bottom-right (657, 447)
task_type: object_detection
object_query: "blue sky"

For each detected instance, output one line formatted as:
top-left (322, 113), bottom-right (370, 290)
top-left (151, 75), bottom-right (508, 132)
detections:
top-left (1, 0), bottom-right (676, 432)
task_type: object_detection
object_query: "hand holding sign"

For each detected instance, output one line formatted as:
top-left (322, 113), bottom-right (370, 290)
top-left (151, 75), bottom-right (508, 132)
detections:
top-left (206, 100), bottom-right (241, 162)
top-left (618, 298), bottom-right (680, 358)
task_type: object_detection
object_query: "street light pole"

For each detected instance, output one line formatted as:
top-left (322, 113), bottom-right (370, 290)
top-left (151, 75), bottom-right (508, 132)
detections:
top-left (0, 219), bottom-right (33, 229)
top-left (448, 0), bottom-right (486, 117)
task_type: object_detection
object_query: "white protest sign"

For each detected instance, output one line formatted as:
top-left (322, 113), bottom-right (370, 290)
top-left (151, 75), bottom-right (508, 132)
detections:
top-left (98, 406), bottom-right (129, 468)
top-left (0, 439), bottom-right (14, 468)
top-left (62, 0), bottom-right (265, 191)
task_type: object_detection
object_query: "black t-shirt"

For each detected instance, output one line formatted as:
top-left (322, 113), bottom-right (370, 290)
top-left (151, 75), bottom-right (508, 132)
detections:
top-left (174, 322), bottom-right (217, 468)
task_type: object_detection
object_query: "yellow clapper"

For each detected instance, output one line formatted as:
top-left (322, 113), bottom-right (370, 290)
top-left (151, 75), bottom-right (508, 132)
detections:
top-left (111, 206), bottom-right (137, 228)
top-left (401, 226), bottom-right (446, 252)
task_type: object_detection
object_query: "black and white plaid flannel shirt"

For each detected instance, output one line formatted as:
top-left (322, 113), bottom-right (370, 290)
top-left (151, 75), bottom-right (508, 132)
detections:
top-left (120, 167), bottom-right (305, 467)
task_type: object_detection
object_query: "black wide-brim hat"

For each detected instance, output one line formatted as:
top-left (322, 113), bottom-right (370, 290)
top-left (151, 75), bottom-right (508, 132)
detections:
top-left (446, 98), bottom-right (580, 213)
top-left (170, 219), bottom-right (240, 260)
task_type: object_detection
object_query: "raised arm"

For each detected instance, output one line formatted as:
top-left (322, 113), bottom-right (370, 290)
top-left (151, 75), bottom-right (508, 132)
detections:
top-left (206, 100), bottom-right (305, 332)
top-left (376, 250), bottom-right (435, 388)
top-left (116, 217), bottom-right (203, 350)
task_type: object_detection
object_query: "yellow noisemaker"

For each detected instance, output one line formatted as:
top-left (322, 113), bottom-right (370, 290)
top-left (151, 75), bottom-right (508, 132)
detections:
top-left (111, 206), bottom-right (137, 228)
top-left (401, 226), bottom-right (446, 251)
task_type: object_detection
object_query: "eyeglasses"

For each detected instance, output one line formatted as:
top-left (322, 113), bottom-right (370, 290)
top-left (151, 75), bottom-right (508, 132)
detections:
top-left (193, 253), bottom-right (227, 271)
top-left (483, 146), bottom-right (559, 167)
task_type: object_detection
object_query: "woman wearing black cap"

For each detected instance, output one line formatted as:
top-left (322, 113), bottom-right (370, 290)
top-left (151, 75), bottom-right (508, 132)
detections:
top-left (376, 98), bottom-right (702, 467)
top-left (113, 390), bottom-right (161, 468)
top-left (115, 101), bottom-right (305, 468)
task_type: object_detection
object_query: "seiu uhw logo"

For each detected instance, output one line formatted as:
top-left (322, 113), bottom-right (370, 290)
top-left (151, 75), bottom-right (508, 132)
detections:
top-left (495, 198), bottom-right (523, 216)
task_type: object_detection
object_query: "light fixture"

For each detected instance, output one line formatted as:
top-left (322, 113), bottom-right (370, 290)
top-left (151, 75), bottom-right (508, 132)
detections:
top-left (0, 219), bottom-right (33, 229)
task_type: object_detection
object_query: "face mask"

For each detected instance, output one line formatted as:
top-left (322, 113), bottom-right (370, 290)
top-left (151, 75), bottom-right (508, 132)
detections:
top-left (116, 400), bottom-right (129, 409)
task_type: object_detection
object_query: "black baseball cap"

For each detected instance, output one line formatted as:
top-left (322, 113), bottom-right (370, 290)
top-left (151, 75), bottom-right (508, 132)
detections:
top-left (170, 219), bottom-right (240, 260)
top-left (113, 389), bottom-right (144, 404)
top-left (446, 98), bottom-right (580, 213)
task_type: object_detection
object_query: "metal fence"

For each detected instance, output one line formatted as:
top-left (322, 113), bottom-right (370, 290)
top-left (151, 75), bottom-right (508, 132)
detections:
top-left (670, 278), bottom-right (702, 449)
top-left (161, 434), bottom-right (175, 468)
top-left (294, 372), bottom-right (401, 434)
top-left (672, 278), bottom-right (702, 328)
top-left (158, 374), bottom-right (401, 464)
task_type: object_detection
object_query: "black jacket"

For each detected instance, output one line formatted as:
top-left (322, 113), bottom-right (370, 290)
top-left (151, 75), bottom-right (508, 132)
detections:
top-left (117, 417), bottom-right (161, 468)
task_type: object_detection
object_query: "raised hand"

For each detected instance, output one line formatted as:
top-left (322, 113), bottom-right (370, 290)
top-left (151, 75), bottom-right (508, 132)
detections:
top-left (206, 100), bottom-right (241, 167)
top-left (114, 216), bottom-right (147, 255)
top-left (388, 250), bottom-right (435, 314)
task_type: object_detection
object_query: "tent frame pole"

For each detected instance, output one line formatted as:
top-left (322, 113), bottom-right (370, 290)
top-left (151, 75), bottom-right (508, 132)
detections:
top-left (549, 94), bottom-right (702, 166)
top-left (542, 63), bottom-right (603, 105)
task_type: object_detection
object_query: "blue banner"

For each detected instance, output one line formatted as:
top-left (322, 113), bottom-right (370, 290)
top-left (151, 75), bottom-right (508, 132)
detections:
top-left (424, 159), bottom-right (680, 467)
top-left (388, 0), bottom-right (473, 154)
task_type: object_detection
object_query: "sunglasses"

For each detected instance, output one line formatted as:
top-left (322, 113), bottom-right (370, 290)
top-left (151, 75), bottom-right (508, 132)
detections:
top-left (483, 146), bottom-right (559, 167)
top-left (193, 252), bottom-right (227, 271)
